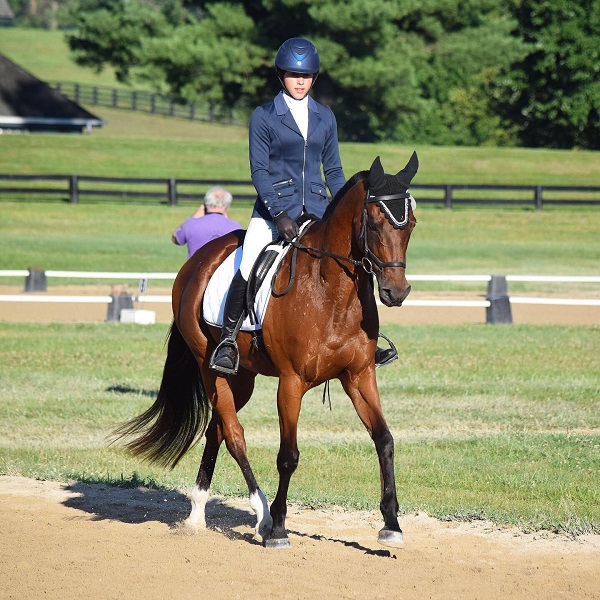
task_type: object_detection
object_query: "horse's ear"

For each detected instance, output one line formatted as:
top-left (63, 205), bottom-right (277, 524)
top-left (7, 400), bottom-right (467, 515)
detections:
top-left (395, 151), bottom-right (419, 188)
top-left (369, 156), bottom-right (386, 190)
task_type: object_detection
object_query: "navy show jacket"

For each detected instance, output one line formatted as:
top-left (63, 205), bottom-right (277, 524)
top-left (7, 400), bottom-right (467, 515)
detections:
top-left (249, 91), bottom-right (346, 222)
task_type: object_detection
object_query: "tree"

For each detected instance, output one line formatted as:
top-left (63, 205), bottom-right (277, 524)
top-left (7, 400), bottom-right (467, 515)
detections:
top-left (66, 0), bottom-right (172, 82)
top-left (496, 0), bottom-right (600, 149)
top-left (140, 3), bottom-right (267, 117)
top-left (63, 0), bottom-right (596, 147)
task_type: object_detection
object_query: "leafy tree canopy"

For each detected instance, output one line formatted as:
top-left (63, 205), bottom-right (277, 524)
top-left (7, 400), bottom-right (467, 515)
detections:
top-left (59, 0), bottom-right (598, 148)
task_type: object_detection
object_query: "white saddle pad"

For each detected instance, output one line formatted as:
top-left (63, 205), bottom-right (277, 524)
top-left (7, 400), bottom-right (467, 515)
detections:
top-left (202, 243), bottom-right (288, 331)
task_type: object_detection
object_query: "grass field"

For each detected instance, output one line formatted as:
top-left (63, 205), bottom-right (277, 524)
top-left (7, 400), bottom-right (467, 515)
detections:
top-left (1, 321), bottom-right (598, 536)
top-left (0, 28), bottom-right (139, 88)
top-left (2, 201), bottom-right (599, 298)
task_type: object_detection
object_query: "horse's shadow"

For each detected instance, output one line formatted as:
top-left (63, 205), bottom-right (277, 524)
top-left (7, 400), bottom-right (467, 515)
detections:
top-left (61, 482), bottom-right (395, 555)
top-left (62, 482), bottom-right (257, 542)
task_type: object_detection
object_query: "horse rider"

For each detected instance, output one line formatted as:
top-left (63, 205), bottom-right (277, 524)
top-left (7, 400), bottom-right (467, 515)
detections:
top-left (210, 37), bottom-right (397, 374)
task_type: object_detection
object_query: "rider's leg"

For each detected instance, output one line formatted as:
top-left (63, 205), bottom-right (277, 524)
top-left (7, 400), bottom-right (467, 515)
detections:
top-left (210, 270), bottom-right (247, 373)
top-left (210, 217), bottom-right (277, 375)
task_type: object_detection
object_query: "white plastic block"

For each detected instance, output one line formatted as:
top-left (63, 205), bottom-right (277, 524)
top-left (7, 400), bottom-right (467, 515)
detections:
top-left (119, 309), bottom-right (156, 325)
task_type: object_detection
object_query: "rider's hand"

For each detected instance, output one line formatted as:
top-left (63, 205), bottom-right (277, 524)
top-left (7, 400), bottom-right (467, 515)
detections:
top-left (273, 211), bottom-right (299, 242)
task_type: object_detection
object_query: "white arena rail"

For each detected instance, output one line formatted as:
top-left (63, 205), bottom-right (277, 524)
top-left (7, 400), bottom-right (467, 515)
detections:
top-left (1, 271), bottom-right (599, 325)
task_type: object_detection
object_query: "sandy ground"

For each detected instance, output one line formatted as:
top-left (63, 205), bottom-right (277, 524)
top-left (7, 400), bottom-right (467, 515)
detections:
top-left (1, 476), bottom-right (599, 600)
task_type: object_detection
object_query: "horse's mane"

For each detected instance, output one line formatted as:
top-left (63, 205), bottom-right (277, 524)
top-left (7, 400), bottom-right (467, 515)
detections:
top-left (321, 170), bottom-right (368, 221)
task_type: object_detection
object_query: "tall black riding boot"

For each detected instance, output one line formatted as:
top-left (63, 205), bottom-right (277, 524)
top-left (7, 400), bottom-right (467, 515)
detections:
top-left (209, 271), bottom-right (247, 374)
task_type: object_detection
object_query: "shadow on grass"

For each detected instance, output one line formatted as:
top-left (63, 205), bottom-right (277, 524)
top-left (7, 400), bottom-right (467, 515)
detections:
top-left (106, 384), bottom-right (158, 398)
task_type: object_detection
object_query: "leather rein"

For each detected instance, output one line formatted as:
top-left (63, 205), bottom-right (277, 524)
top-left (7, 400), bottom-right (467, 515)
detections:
top-left (272, 189), bottom-right (411, 297)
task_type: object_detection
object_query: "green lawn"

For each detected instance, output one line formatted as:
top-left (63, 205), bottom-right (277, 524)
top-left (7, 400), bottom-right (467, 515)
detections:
top-left (0, 28), bottom-right (137, 88)
top-left (2, 202), bottom-right (598, 289)
top-left (1, 322), bottom-right (597, 535)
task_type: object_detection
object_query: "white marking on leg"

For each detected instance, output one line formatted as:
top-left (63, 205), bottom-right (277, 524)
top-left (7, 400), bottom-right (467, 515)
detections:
top-left (183, 486), bottom-right (209, 531)
top-left (249, 489), bottom-right (272, 543)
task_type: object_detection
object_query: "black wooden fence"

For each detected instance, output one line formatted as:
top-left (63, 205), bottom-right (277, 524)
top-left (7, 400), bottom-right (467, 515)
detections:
top-left (0, 174), bottom-right (599, 208)
top-left (50, 81), bottom-right (240, 125)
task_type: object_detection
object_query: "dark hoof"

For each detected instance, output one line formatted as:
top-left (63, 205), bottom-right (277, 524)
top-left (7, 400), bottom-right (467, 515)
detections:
top-left (378, 527), bottom-right (404, 548)
top-left (264, 537), bottom-right (291, 549)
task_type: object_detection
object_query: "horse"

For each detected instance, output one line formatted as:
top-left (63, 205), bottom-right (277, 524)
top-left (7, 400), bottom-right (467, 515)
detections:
top-left (114, 153), bottom-right (419, 548)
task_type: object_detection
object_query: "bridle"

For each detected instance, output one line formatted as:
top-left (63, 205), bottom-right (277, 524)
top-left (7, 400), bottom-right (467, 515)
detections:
top-left (272, 188), bottom-right (412, 297)
top-left (358, 190), bottom-right (412, 273)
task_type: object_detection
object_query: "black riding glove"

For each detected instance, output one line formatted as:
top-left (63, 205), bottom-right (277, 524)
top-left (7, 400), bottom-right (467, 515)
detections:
top-left (273, 211), bottom-right (299, 242)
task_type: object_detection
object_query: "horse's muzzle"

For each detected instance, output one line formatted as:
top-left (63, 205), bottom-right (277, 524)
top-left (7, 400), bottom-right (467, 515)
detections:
top-left (379, 284), bottom-right (411, 307)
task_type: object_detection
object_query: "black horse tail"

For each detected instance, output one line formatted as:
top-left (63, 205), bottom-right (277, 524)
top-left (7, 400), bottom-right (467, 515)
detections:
top-left (112, 321), bottom-right (210, 469)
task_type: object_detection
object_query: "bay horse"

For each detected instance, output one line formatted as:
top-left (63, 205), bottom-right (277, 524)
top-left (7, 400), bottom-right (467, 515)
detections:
top-left (114, 153), bottom-right (418, 548)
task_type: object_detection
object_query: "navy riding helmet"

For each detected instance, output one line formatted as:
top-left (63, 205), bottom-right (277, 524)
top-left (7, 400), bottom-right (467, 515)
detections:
top-left (274, 38), bottom-right (320, 76)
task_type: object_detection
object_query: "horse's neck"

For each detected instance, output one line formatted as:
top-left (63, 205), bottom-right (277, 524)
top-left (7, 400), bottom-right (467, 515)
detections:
top-left (321, 184), bottom-right (364, 258)
top-left (304, 184), bottom-right (366, 289)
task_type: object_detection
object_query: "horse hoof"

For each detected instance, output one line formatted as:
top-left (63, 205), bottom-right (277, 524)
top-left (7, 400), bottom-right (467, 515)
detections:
top-left (378, 528), bottom-right (404, 548)
top-left (264, 537), bottom-right (291, 549)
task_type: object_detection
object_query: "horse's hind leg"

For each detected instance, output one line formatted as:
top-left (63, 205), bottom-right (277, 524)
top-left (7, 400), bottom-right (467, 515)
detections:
top-left (186, 367), bottom-right (271, 542)
top-left (340, 370), bottom-right (403, 548)
top-left (184, 412), bottom-right (220, 531)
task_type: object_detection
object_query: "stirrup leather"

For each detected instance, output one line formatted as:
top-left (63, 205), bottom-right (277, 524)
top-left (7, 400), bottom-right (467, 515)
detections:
top-left (209, 338), bottom-right (240, 375)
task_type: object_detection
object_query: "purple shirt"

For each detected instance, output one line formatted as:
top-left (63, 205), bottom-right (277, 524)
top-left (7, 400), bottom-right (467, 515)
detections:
top-left (174, 213), bottom-right (242, 259)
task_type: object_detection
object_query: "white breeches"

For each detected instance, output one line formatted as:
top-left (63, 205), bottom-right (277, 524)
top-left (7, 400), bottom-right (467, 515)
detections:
top-left (239, 217), bottom-right (278, 280)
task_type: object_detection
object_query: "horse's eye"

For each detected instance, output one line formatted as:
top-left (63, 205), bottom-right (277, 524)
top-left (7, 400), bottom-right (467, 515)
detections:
top-left (367, 221), bottom-right (378, 232)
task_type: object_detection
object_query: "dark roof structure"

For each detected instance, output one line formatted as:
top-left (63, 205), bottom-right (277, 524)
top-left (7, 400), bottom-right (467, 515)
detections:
top-left (0, 0), bottom-right (14, 20)
top-left (0, 53), bottom-right (104, 133)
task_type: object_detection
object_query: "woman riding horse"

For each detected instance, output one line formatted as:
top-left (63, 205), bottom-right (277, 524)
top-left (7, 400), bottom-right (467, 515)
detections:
top-left (210, 37), bottom-right (396, 374)
top-left (115, 152), bottom-right (419, 549)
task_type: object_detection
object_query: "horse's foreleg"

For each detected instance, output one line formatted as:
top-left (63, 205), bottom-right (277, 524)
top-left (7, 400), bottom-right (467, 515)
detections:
top-left (340, 370), bottom-right (403, 548)
top-left (265, 376), bottom-right (304, 549)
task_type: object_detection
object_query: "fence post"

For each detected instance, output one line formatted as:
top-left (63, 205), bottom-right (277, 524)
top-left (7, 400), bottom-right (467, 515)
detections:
top-left (69, 175), bottom-right (79, 204)
top-left (132, 90), bottom-right (137, 111)
top-left (24, 266), bottom-right (47, 292)
top-left (112, 89), bottom-right (118, 108)
top-left (106, 290), bottom-right (134, 322)
top-left (168, 178), bottom-right (177, 205)
top-left (444, 185), bottom-right (453, 209)
top-left (92, 86), bottom-right (98, 105)
top-left (535, 185), bottom-right (543, 210)
top-left (486, 275), bottom-right (513, 325)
